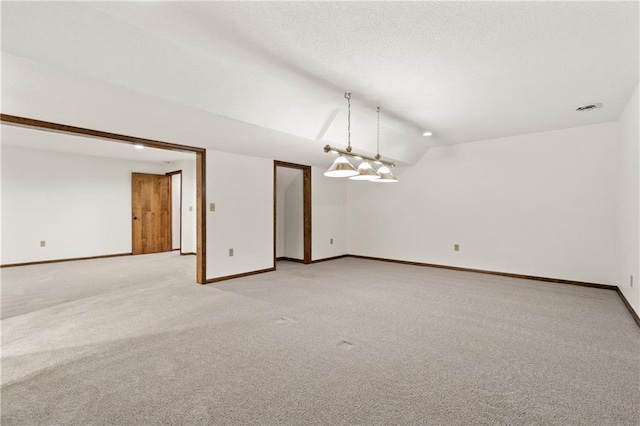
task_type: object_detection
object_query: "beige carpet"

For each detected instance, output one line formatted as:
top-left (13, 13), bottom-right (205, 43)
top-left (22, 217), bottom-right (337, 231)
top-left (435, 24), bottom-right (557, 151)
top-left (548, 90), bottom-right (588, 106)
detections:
top-left (1, 253), bottom-right (639, 425)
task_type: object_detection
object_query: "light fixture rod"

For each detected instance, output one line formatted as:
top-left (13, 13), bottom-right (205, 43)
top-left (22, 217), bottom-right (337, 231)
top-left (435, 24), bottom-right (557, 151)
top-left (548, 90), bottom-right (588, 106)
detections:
top-left (324, 144), bottom-right (395, 168)
top-left (376, 106), bottom-right (380, 160)
top-left (345, 92), bottom-right (352, 152)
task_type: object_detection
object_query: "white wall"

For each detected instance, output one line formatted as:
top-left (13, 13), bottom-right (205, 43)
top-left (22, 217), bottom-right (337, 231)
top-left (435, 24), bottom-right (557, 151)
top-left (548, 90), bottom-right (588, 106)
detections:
top-left (0, 143), bottom-right (347, 280)
top-left (1, 145), bottom-right (169, 264)
top-left (170, 159), bottom-right (196, 254)
top-left (4, 54), bottom-right (631, 307)
top-left (348, 122), bottom-right (617, 285)
top-left (1, 53), bottom-right (350, 279)
top-left (283, 170), bottom-right (304, 260)
top-left (276, 190), bottom-right (285, 258)
top-left (206, 150), bottom-right (273, 279)
top-left (171, 173), bottom-right (181, 250)
top-left (312, 167), bottom-right (348, 260)
top-left (615, 84), bottom-right (639, 316)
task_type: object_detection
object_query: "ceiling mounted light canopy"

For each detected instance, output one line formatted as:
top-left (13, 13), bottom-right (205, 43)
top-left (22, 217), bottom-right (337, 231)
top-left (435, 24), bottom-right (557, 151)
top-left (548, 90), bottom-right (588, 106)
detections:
top-left (323, 96), bottom-right (398, 183)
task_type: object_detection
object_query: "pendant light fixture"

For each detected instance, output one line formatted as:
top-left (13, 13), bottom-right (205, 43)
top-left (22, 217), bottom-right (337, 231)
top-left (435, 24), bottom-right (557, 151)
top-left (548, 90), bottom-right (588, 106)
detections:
top-left (373, 164), bottom-right (398, 182)
top-left (372, 106), bottom-right (398, 183)
top-left (349, 104), bottom-right (381, 181)
top-left (323, 156), bottom-right (359, 177)
top-left (324, 92), bottom-right (359, 178)
top-left (323, 93), bottom-right (397, 182)
top-left (349, 160), bottom-right (380, 180)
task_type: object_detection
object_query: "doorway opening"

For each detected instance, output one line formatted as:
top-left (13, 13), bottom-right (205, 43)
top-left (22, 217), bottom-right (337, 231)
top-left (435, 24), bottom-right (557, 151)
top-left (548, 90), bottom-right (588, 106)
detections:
top-left (0, 114), bottom-right (207, 284)
top-left (273, 161), bottom-right (311, 267)
top-left (166, 170), bottom-right (183, 252)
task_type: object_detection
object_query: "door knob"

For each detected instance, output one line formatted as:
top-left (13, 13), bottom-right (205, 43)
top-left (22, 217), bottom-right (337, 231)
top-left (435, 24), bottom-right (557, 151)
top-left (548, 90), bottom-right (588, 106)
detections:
top-left (133, 216), bottom-right (138, 220)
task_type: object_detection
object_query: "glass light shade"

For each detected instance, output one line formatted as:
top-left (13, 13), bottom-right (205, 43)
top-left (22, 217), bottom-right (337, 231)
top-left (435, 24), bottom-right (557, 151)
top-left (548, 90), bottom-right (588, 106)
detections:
top-left (349, 161), bottom-right (381, 181)
top-left (372, 165), bottom-right (398, 183)
top-left (324, 156), bottom-right (359, 177)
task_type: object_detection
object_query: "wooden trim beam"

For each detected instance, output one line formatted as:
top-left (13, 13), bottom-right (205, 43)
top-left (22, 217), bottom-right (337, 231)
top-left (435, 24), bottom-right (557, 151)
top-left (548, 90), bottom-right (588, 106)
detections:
top-left (273, 160), bottom-right (310, 170)
top-left (348, 255), bottom-right (617, 290)
top-left (310, 255), bottom-right (349, 263)
top-left (276, 257), bottom-right (305, 263)
top-left (1, 253), bottom-right (132, 268)
top-left (273, 161), bottom-right (312, 266)
top-left (196, 150), bottom-right (206, 284)
top-left (616, 288), bottom-right (640, 328)
top-left (166, 170), bottom-right (183, 252)
top-left (205, 267), bottom-right (276, 284)
top-left (273, 162), bottom-right (277, 268)
top-left (303, 167), bottom-right (312, 264)
top-left (0, 114), bottom-right (205, 153)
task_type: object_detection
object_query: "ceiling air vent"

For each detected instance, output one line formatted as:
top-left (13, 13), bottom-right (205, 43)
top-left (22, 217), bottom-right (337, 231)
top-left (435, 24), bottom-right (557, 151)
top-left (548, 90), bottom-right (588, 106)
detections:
top-left (575, 103), bottom-right (603, 112)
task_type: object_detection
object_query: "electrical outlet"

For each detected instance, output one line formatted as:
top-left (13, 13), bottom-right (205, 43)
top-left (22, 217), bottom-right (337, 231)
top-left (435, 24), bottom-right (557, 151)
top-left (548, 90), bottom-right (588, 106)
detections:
top-left (454, 244), bottom-right (459, 251)
top-left (229, 248), bottom-right (234, 257)
top-left (210, 203), bottom-right (215, 212)
top-left (330, 238), bottom-right (334, 245)
top-left (40, 241), bottom-right (46, 247)
top-left (189, 206), bottom-right (193, 212)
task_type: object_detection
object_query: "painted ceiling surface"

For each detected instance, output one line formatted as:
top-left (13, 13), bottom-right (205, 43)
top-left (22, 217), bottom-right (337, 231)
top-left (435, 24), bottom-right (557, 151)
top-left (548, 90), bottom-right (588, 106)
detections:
top-left (1, 2), bottom-right (638, 165)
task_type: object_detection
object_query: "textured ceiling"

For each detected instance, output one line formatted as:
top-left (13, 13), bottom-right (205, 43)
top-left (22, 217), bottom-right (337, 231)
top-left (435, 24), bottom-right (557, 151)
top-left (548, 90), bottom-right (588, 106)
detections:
top-left (1, 1), bottom-right (638, 166)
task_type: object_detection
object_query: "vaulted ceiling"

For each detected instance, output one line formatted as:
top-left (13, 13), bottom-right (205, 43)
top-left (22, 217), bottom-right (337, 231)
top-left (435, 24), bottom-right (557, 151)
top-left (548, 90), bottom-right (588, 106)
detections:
top-left (1, 2), bottom-right (638, 166)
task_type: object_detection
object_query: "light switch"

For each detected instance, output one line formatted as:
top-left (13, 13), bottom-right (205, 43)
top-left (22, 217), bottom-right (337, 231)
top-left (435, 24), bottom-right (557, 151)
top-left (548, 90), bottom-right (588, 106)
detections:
top-left (189, 206), bottom-right (193, 212)
top-left (210, 203), bottom-right (215, 212)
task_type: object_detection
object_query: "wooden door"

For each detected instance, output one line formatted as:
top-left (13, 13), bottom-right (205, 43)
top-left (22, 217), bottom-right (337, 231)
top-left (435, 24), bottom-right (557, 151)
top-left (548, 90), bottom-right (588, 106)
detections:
top-left (132, 173), bottom-right (172, 254)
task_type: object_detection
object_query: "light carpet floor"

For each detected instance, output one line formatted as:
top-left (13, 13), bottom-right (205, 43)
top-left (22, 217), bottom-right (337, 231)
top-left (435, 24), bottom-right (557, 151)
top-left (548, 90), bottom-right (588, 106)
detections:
top-left (1, 253), bottom-right (639, 425)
